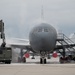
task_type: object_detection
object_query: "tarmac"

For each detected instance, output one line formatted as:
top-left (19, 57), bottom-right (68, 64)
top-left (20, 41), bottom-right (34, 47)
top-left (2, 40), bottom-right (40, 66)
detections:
top-left (0, 57), bottom-right (75, 75)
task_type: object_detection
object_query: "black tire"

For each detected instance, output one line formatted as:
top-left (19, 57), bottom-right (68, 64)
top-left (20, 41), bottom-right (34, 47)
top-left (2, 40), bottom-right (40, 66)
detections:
top-left (40, 58), bottom-right (42, 64)
top-left (73, 57), bottom-right (75, 61)
top-left (44, 59), bottom-right (46, 64)
top-left (5, 60), bottom-right (11, 64)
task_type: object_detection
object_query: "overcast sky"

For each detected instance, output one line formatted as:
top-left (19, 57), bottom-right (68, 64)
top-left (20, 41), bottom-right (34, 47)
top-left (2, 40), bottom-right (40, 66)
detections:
top-left (0, 0), bottom-right (75, 39)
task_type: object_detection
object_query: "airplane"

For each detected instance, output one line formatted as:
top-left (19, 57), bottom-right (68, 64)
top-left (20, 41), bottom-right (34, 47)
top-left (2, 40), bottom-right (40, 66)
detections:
top-left (0, 20), bottom-right (75, 64)
top-left (6, 22), bottom-right (75, 64)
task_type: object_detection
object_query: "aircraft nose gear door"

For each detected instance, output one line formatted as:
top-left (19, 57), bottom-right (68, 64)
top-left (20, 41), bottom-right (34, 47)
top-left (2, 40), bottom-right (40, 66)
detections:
top-left (40, 51), bottom-right (47, 64)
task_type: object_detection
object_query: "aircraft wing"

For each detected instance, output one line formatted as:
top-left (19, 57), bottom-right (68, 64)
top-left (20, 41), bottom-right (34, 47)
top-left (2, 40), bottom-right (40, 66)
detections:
top-left (10, 44), bottom-right (35, 53)
top-left (6, 38), bottom-right (35, 53)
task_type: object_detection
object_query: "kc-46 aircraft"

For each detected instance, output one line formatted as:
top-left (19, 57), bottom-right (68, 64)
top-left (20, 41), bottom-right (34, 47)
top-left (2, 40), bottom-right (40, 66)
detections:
top-left (8, 22), bottom-right (75, 64)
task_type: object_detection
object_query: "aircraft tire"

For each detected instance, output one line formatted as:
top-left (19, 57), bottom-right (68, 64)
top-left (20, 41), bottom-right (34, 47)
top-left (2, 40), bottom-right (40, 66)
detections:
top-left (5, 60), bottom-right (11, 64)
top-left (40, 58), bottom-right (42, 64)
top-left (44, 59), bottom-right (46, 64)
top-left (73, 57), bottom-right (75, 61)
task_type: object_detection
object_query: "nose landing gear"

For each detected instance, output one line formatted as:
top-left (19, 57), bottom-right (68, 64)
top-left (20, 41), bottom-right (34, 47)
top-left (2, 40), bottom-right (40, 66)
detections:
top-left (40, 51), bottom-right (47, 64)
top-left (40, 58), bottom-right (46, 64)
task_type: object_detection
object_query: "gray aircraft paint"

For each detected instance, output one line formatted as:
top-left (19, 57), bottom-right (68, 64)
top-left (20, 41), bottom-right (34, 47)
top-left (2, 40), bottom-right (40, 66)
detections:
top-left (29, 23), bottom-right (57, 53)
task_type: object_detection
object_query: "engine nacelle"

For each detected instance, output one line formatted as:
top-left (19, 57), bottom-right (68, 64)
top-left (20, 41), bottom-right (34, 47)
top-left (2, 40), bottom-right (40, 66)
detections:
top-left (52, 52), bottom-right (58, 58)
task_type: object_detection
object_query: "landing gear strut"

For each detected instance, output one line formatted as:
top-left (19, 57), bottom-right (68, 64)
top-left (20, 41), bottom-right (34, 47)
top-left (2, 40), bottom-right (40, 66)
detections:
top-left (47, 54), bottom-right (51, 59)
top-left (31, 54), bottom-right (35, 59)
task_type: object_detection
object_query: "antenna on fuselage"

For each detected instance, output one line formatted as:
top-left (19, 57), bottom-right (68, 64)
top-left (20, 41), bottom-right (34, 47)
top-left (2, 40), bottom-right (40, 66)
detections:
top-left (41, 0), bottom-right (44, 21)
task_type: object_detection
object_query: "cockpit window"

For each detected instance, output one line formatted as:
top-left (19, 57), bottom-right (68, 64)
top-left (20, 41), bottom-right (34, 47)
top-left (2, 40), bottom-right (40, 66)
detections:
top-left (38, 28), bottom-right (42, 32)
top-left (38, 28), bottom-right (49, 32)
top-left (44, 28), bottom-right (48, 32)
